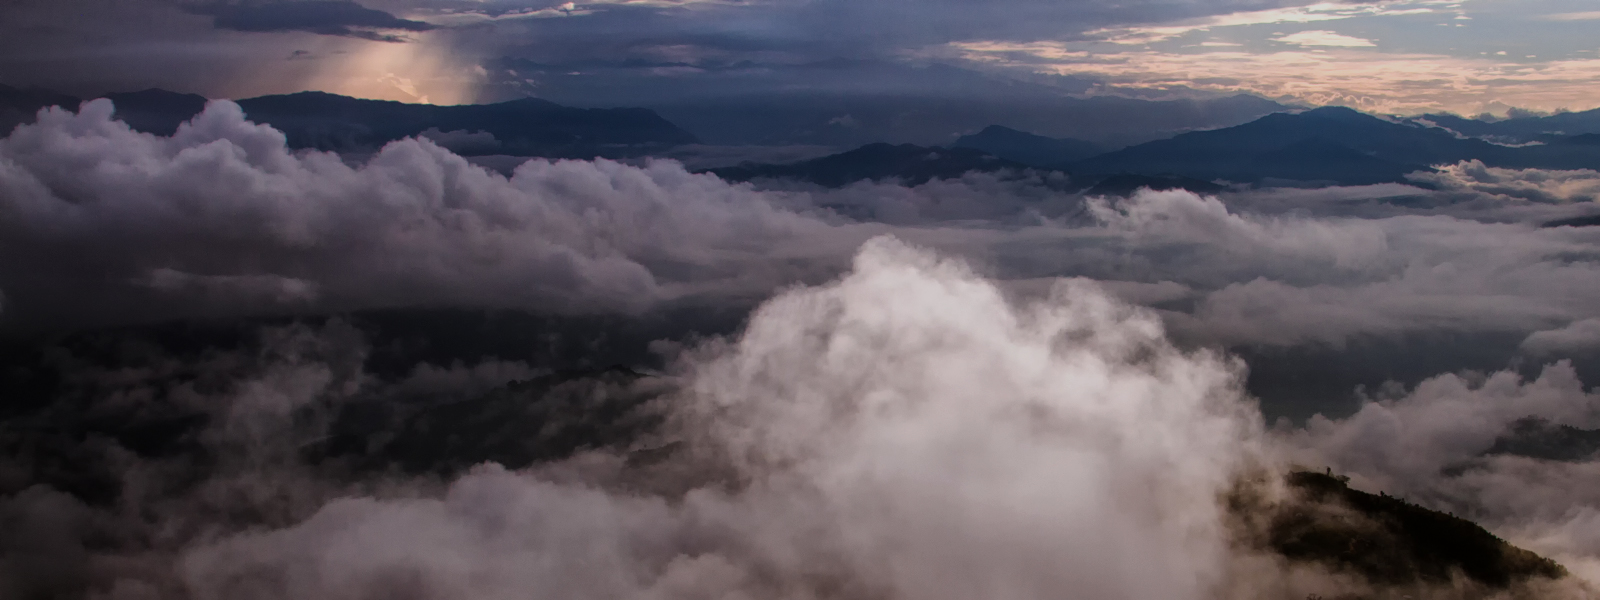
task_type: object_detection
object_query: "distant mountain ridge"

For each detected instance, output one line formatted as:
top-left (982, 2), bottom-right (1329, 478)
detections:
top-left (0, 84), bottom-right (699, 158)
top-left (705, 141), bottom-right (1226, 195)
top-left (707, 142), bottom-right (1041, 187)
top-left (1068, 106), bottom-right (1600, 185)
top-left (0, 83), bottom-right (81, 134)
top-left (952, 125), bottom-right (1104, 167)
top-left (648, 90), bottom-right (1293, 148)
top-left (1413, 108), bottom-right (1600, 143)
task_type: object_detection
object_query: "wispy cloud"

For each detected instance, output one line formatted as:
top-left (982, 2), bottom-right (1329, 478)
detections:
top-left (949, 41), bottom-right (1600, 114)
top-left (1272, 30), bottom-right (1377, 47)
top-left (1085, 0), bottom-right (1446, 44)
top-left (1540, 10), bottom-right (1600, 21)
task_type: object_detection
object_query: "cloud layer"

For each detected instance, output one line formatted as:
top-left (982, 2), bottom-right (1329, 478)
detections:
top-left (4, 99), bottom-right (1600, 361)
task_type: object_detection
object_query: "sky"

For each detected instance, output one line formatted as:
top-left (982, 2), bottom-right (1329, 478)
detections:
top-left (3, 0), bottom-right (1600, 115)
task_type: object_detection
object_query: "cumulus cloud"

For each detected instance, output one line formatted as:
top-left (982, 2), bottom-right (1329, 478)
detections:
top-left (1409, 160), bottom-right (1600, 204)
top-left (0, 98), bottom-right (868, 332)
top-left (0, 238), bottom-right (1293, 600)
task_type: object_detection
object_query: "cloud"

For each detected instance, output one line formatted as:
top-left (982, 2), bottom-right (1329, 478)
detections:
top-left (947, 42), bottom-right (1600, 115)
top-left (1407, 160), bottom-right (1600, 203)
top-left (1540, 11), bottom-right (1600, 21)
top-left (1271, 30), bottom-right (1377, 47)
top-left (0, 98), bottom-right (868, 332)
top-left (1, 239), bottom-right (1288, 600)
top-left (1523, 319), bottom-right (1600, 356)
top-left (191, 1), bottom-right (436, 41)
top-left (1085, 1), bottom-right (1431, 44)
top-left (2, 108), bottom-right (1600, 592)
top-left (5, 99), bottom-right (1600, 358)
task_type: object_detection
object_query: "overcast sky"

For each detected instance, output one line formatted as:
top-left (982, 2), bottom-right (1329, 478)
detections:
top-left (3, 0), bottom-right (1599, 115)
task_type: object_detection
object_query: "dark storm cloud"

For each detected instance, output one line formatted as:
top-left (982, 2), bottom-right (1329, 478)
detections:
top-left (0, 0), bottom-right (1339, 104)
top-left (445, 0), bottom-right (1301, 76)
top-left (191, 0), bottom-right (435, 41)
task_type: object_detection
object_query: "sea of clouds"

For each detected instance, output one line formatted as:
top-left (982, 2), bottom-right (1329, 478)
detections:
top-left (3, 99), bottom-right (1600, 599)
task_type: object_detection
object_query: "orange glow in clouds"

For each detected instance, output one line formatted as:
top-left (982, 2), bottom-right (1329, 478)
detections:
top-left (284, 33), bottom-right (486, 105)
top-left (951, 41), bottom-right (1600, 116)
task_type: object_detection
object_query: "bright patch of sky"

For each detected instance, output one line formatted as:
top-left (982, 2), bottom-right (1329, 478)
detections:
top-left (946, 0), bottom-right (1600, 115)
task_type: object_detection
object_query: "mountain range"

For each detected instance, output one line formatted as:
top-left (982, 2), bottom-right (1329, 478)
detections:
top-left (1414, 108), bottom-right (1600, 143)
top-left (707, 142), bottom-right (1038, 187)
top-left (8, 83), bottom-right (1600, 192)
top-left (952, 125), bottom-right (1104, 166)
top-left (718, 106), bottom-right (1600, 189)
top-left (0, 84), bottom-right (699, 158)
top-left (1069, 106), bottom-right (1600, 185)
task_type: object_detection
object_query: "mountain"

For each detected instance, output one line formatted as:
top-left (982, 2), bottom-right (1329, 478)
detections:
top-left (0, 83), bottom-right (80, 135)
top-left (1262, 471), bottom-right (1567, 588)
top-left (653, 93), bottom-right (1291, 149)
top-left (704, 141), bottom-right (1228, 195)
top-left (1070, 106), bottom-right (1600, 185)
top-left (0, 85), bottom-right (699, 157)
top-left (1414, 108), bottom-right (1600, 143)
top-left (233, 91), bottom-right (698, 156)
top-left (952, 125), bottom-right (1104, 167)
top-left (102, 88), bottom-right (209, 136)
top-left (482, 58), bottom-right (1294, 148)
top-left (707, 142), bottom-right (1042, 187)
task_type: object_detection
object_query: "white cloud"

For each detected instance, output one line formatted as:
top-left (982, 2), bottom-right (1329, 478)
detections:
top-left (1409, 161), bottom-right (1600, 203)
top-left (1085, 0), bottom-right (1443, 44)
top-left (1272, 30), bottom-right (1377, 47)
top-left (1541, 11), bottom-right (1600, 21)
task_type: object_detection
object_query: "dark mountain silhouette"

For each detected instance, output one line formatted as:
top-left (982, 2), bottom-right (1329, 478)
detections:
top-left (0, 83), bottom-right (81, 134)
top-left (101, 88), bottom-right (209, 135)
top-left (0, 85), bottom-right (699, 157)
top-left (952, 125), bottom-right (1104, 167)
top-left (233, 91), bottom-right (698, 156)
top-left (648, 89), bottom-right (1293, 148)
top-left (1070, 107), bottom-right (1600, 185)
top-left (707, 142), bottom-right (1041, 187)
top-left (1484, 418), bottom-right (1600, 461)
top-left (1255, 471), bottom-right (1567, 589)
top-left (485, 58), bottom-right (1293, 147)
top-left (705, 142), bottom-right (1229, 195)
top-left (1414, 108), bottom-right (1600, 143)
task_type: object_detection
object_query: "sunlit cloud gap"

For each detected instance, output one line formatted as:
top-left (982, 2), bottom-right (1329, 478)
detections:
top-left (948, 43), bottom-right (1600, 115)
